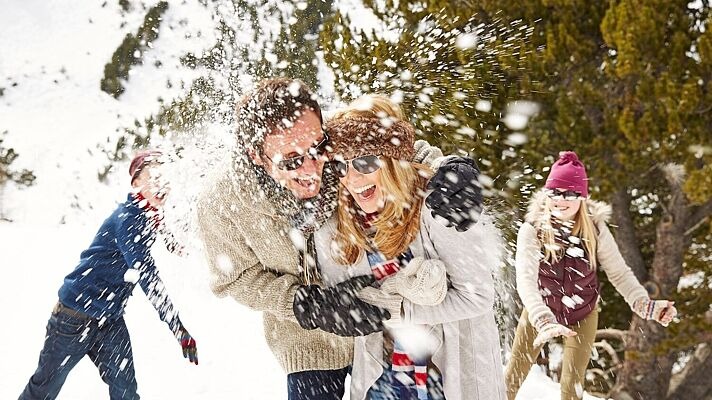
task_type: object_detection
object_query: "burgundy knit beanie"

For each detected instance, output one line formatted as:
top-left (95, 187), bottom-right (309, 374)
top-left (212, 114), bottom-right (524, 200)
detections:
top-left (325, 116), bottom-right (415, 161)
top-left (545, 151), bottom-right (589, 197)
top-left (129, 150), bottom-right (163, 183)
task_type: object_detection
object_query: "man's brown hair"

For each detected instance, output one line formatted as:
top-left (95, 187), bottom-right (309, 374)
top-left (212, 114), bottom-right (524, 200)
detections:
top-left (235, 77), bottom-right (323, 154)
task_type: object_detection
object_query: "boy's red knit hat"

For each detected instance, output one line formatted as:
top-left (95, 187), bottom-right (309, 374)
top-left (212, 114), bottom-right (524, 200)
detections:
top-left (129, 150), bottom-right (163, 183)
top-left (545, 151), bottom-right (589, 197)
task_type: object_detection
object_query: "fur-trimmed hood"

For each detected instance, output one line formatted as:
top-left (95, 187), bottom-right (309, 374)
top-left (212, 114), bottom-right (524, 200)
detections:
top-left (524, 189), bottom-right (612, 228)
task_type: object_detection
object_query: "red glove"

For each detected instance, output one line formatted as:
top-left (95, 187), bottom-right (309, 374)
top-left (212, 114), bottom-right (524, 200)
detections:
top-left (177, 327), bottom-right (198, 365)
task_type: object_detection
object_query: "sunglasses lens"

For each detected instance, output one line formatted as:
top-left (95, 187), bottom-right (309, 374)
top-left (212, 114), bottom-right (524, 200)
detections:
top-left (280, 156), bottom-right (304, 171)
top-left (352, 155), bottom-right (381, 174)
top-left (547, 189), bottom-right (581, 200)
top-left (333, 160), bottom-right (348, 177)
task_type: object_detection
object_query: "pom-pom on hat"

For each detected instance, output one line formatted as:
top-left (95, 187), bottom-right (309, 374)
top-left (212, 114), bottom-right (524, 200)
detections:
top-left (129, 150), bottom-right (163, 184)
top-left (545, 151), bottom-right (589, 197)
top-left (325, 116), bottom-right (415, 161)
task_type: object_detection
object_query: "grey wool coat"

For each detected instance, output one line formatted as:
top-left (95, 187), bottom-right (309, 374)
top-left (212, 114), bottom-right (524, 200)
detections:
top-left (315, 208), bottom-right (507, 400)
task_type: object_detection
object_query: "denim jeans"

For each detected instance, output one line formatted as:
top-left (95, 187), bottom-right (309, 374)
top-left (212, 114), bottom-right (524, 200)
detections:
top-left (287, 366), bottom-right (350, 400)
top-left (19, 308), bottom-right (139, 400)
top-left (367, 368), bottom-right (445, 400)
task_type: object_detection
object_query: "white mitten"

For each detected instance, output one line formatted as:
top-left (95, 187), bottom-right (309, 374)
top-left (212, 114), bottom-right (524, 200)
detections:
top-left (532, 316), bottom-right (577, 348)
top-left (380, 257), bottom-right (447, 306)
top-left (633, 298), bottom-right (677, 327)
top-left (357, 286), bottom-right (404, 324)
top-left (413, 140), bottom-right (444, 169)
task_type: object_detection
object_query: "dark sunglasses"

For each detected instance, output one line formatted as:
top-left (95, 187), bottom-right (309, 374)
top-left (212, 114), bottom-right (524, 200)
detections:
top-left (332, 155), bottom-right (383, 178)
top-left (545, 188), bottom-right (584, 201)
top-left (264, 132), bottom-right (330, 171)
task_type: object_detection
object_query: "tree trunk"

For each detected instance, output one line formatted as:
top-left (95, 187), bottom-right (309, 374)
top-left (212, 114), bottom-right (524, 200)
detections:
top-left (609, 188), bottom-right (648, 282)
top-left (611, 195), bottom-right (690, 400)
top-left (667, 343), bottom-right (712, 400)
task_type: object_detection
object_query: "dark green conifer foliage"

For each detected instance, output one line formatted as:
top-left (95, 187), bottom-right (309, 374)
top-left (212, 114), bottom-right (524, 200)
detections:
top-left (101, 1), bottom-right (169, 98)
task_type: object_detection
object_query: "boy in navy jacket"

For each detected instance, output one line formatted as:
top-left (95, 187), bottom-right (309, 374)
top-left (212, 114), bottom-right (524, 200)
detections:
top-left (19, 150), bottom-right (198, 400)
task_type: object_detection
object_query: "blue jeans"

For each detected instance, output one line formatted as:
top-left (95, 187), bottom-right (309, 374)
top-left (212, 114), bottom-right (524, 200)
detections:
top-left (367, 368), bottom-right (446, 400)
top-left (19, 308), bottom-right (139, 400)
top-left (287, 366), bottom-right (350, 400)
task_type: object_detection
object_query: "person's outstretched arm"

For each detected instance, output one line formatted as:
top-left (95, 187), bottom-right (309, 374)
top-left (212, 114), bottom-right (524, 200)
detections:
top-left (597, 222), bottom-right (676, 326)
top-left (116, 211), bottom-right (199, 364)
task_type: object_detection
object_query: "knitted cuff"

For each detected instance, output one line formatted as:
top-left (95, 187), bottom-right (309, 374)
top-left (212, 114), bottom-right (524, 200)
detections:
top-left (632, 297), bottom-right (653, 320)
top-left (380, 275), bottom-right (400, 294)
top-left (532, 314), bottom-right (556, 332)
top-left (357, 287), bottom-right (403, 322)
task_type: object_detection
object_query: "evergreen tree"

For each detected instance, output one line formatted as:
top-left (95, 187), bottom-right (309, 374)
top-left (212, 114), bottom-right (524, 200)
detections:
top-left (320, 1), bottom-right (712, 398)
top-left (102, 0), bottom-right (333, 164)
top-left (0, 131), bottom-right (36, 220)
top-left (476, 1), bottom-right (712, 398)
top-left (101, 1), bottom-right (169, 98)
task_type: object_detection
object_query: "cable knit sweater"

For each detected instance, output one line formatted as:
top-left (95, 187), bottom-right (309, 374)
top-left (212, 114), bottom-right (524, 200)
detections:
top-left (197, 167), bottom-right (352, 373)
top-left (515, 190), bottom-right (650, 327)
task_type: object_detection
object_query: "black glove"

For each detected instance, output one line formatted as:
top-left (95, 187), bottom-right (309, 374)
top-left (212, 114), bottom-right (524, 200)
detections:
top-left (293, 275), bottom-right (390, 337)
top-left (425, 157), bottom-right (483, 232)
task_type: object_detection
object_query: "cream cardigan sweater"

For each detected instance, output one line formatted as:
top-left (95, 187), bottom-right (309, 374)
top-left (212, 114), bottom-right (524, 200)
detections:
top-left (197, 168), bottom-right (352, 373)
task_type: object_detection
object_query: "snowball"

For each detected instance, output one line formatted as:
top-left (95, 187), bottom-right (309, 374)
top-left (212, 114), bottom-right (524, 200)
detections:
top-left (561, 295), bottom-right (577, 309)
top-left (215, 254), bottom-right (234, 274)
top-left (288, 228), bottom-right (305, 251)
top-left (457, 127), bottom-right (476, 137)
top-left (475, 100), bottom-right (491, 112)
top-left (506, 133), bottom-right (528, 145)
top-left (265, 53), bottom-right (278, 63)
top-left (124, 269), bottom-right (140, 284)
top-left (455, 32), bottom-right (478, 49)
top-left (565, 246), bottom-right (585, 258)
top-left (502, 114), bottom-right (529, 130)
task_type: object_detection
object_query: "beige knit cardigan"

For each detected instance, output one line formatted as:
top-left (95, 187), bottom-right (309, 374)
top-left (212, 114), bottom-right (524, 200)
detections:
top-left (197, 167), bottom-right (352, 373)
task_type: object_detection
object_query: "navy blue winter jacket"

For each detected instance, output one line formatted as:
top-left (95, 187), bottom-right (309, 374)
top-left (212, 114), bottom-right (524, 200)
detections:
top-left (58, 194), bottom-right (182, 333)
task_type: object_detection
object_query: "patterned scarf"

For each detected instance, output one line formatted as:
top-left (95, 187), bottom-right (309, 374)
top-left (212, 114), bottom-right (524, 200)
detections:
top-left (253, 163), bottom-right (340, 284)
top-left (253, 163), bottom-right (339, 234)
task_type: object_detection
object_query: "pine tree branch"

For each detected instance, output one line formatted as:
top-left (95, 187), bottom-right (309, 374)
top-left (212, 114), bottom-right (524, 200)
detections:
top-left (596, 328), bottom-right (627, 343)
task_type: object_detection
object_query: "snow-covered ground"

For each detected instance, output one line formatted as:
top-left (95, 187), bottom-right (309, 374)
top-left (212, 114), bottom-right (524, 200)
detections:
top-left (0, 221), bottom-right (601, 400)
top-left (1, 221), bottom-right (284, 399)
top-left (0, 1), bottom-right (602, 399)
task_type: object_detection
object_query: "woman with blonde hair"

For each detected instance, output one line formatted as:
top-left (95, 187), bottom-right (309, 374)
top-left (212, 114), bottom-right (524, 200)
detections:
top-left (314, 95), bottom-right (506, 400)
top-left (504, 151), bottom-right (678, 400)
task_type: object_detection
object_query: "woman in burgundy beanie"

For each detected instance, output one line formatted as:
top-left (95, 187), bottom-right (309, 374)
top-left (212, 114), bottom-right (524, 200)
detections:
top-left (504, 151), bottom-right (678, 400)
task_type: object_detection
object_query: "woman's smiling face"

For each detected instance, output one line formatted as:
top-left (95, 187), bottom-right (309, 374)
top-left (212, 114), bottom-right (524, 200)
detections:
top-left (340, 161), bottom-right (384, 214)
top-left (547, 192), bottom-right (581, 221)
